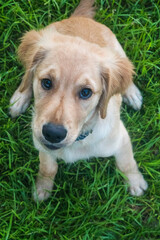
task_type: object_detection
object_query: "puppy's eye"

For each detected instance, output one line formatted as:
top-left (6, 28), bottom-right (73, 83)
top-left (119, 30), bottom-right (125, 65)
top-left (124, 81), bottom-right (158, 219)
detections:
top-left (79, 88), bottom-right (92, 99)
top-left (41, 79), bottom-right (52, 90)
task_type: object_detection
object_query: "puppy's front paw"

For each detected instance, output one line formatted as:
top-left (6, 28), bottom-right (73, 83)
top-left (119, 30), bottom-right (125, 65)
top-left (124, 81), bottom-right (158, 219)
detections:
top-left (127, 172), bottom-right (148, 196)
top-left (33, 176), bottom-right (54, 202)
top-left (123, 83), bottom-right (143, 110)
top-left (9, 89), bottom-right (32, 118)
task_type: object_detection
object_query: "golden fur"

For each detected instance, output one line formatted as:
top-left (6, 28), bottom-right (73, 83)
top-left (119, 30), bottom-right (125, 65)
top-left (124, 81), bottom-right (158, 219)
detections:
top-left (10, 0), bottom-right (147, 201)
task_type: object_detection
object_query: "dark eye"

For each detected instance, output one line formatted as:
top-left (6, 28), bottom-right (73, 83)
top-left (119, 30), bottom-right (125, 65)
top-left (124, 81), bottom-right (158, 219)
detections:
top-left (41, 79), bottom-right (52, 90)
top-left (79, 88), bottom-right (92, 99)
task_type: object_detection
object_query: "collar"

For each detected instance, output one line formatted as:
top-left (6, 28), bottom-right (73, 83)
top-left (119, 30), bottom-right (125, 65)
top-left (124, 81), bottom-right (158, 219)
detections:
top-left (76, 130), bottom-right (93, 141)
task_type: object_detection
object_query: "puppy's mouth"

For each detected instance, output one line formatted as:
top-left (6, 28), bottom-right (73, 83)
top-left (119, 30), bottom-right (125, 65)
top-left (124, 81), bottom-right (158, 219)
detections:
top-left (44, 143), bottom-right (61, 150)
top-left (40, 138), bottom-right (65, 150)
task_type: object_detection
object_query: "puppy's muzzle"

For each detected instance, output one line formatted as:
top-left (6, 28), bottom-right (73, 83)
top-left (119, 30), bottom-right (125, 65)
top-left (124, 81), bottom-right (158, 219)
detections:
top-left (42, 123), bottom-right (67, 150)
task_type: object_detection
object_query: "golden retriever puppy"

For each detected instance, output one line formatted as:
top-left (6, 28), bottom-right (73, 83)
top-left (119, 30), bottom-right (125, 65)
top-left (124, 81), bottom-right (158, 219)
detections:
top-left (10, 0), bottom-right (147, 201)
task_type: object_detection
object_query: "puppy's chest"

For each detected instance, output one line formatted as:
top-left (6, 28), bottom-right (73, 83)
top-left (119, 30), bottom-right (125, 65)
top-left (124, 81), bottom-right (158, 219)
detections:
top-left (56, 131), bottom-right (118, 163)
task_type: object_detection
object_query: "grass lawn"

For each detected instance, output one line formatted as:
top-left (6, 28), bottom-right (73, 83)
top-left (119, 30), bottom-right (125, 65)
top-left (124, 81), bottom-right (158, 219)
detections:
top-left (0, 0), bottom-right (160, 239)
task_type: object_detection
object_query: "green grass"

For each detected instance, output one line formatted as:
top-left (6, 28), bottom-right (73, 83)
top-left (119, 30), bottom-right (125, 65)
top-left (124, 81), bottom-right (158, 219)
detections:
top-left (0, 0), bottom-right (160, 239)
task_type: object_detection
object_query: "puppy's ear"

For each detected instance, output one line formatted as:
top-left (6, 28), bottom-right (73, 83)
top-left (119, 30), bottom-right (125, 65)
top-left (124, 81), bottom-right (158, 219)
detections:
top-left (18, 49), bottom-right (46, 92)
top-left (99, 54), bottom-right (134, 119)
top-left (10, 31), bottom-right (46, 117)
top-left (17, 30), bottom-right (46, 92)
top-left (18, 30), bottom-right (41, 68)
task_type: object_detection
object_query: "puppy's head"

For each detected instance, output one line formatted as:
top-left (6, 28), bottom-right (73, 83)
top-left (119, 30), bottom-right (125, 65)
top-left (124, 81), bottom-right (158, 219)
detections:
top-left (19, 27), bottom-right (134, 151)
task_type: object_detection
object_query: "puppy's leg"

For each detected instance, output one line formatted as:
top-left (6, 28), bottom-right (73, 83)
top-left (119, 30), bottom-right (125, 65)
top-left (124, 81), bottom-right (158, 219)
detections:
top-left (33, 152), bottom-right (58, 201)
top-left (114, 122), bottom-right (148, 196)
top-left (123, 83), bottom-right (143, 110)
top-left (9, 72), bottom-right (32, 118)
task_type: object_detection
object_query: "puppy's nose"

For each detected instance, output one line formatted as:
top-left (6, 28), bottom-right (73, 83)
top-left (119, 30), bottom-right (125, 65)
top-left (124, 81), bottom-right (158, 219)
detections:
top-left (42, 123), bottom-right (67, 143)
